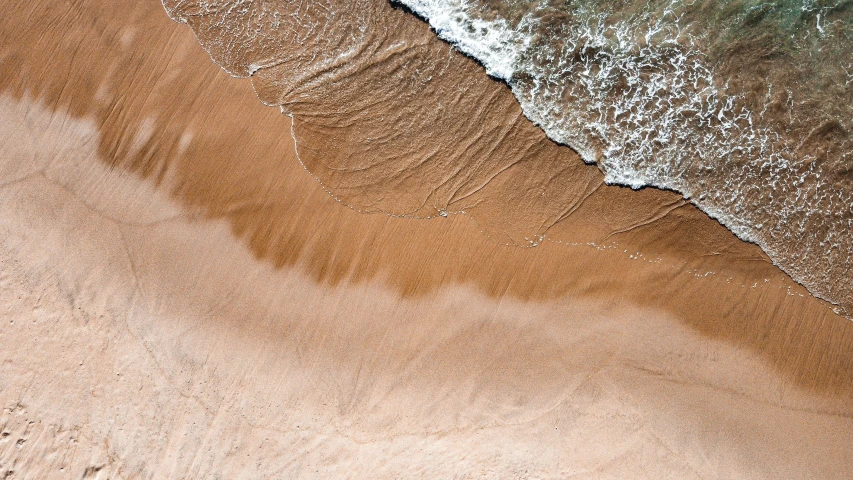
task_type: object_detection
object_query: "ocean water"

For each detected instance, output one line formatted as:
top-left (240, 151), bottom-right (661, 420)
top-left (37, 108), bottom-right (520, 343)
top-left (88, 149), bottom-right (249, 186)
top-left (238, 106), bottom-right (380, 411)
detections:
top-left (162, 0), bottom-right (852, 315)
top-left (398, 0), bottom-right (853, 311)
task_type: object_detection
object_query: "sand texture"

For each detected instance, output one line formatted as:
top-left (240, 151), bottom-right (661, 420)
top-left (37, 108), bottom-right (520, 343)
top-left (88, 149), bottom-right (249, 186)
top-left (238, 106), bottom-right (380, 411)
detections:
top-left (0, 0), bottom-right (852, 478)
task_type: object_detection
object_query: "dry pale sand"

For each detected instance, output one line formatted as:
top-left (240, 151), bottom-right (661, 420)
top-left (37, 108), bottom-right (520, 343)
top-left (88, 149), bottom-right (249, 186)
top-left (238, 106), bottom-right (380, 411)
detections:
top-left (1, 1), bottom-right (852, 478)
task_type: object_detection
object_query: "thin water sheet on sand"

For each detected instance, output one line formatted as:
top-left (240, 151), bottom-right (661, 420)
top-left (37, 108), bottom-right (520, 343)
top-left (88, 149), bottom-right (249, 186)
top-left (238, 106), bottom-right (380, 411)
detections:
top-left (0, 0), bottom-right (852, 478)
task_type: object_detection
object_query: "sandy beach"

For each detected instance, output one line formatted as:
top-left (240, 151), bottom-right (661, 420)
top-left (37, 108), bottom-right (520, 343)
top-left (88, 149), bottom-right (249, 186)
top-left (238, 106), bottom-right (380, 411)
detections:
top-left (1, 0), bottom-right (852, 477)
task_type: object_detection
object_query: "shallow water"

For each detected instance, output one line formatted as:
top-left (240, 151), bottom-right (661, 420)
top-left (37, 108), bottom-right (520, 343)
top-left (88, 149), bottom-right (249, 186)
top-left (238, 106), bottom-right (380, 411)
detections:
top-left (162, 0), bottom-right (853, 315)
top-left (396, 0), bottom-right (853, 313)
top-left (2, 1), bottom-right (853, 475)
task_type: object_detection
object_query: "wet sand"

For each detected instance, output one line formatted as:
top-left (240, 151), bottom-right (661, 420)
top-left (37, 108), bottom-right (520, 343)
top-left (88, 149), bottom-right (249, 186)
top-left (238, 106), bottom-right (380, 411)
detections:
top-left (1, 0), bottom-right (852, 478)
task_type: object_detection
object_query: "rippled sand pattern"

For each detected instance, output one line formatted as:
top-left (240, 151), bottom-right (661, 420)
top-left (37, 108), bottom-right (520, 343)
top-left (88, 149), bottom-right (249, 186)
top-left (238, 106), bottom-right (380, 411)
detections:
top-left (396, 0), bottom-right (853, 315)
top-left (1, 0), bottom-right (853, 477)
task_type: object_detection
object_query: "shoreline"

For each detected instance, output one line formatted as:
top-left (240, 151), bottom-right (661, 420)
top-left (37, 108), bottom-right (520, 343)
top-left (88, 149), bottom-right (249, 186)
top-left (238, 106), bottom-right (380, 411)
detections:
top-left (1, 0), bottom-right (852, 477)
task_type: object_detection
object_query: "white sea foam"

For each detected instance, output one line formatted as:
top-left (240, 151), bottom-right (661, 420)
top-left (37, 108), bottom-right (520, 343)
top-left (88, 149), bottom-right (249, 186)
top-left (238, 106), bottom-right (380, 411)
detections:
top-left (400, 0), bottom-right (525, 80)
top-left (396, 0), bottom-right (853, 310)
